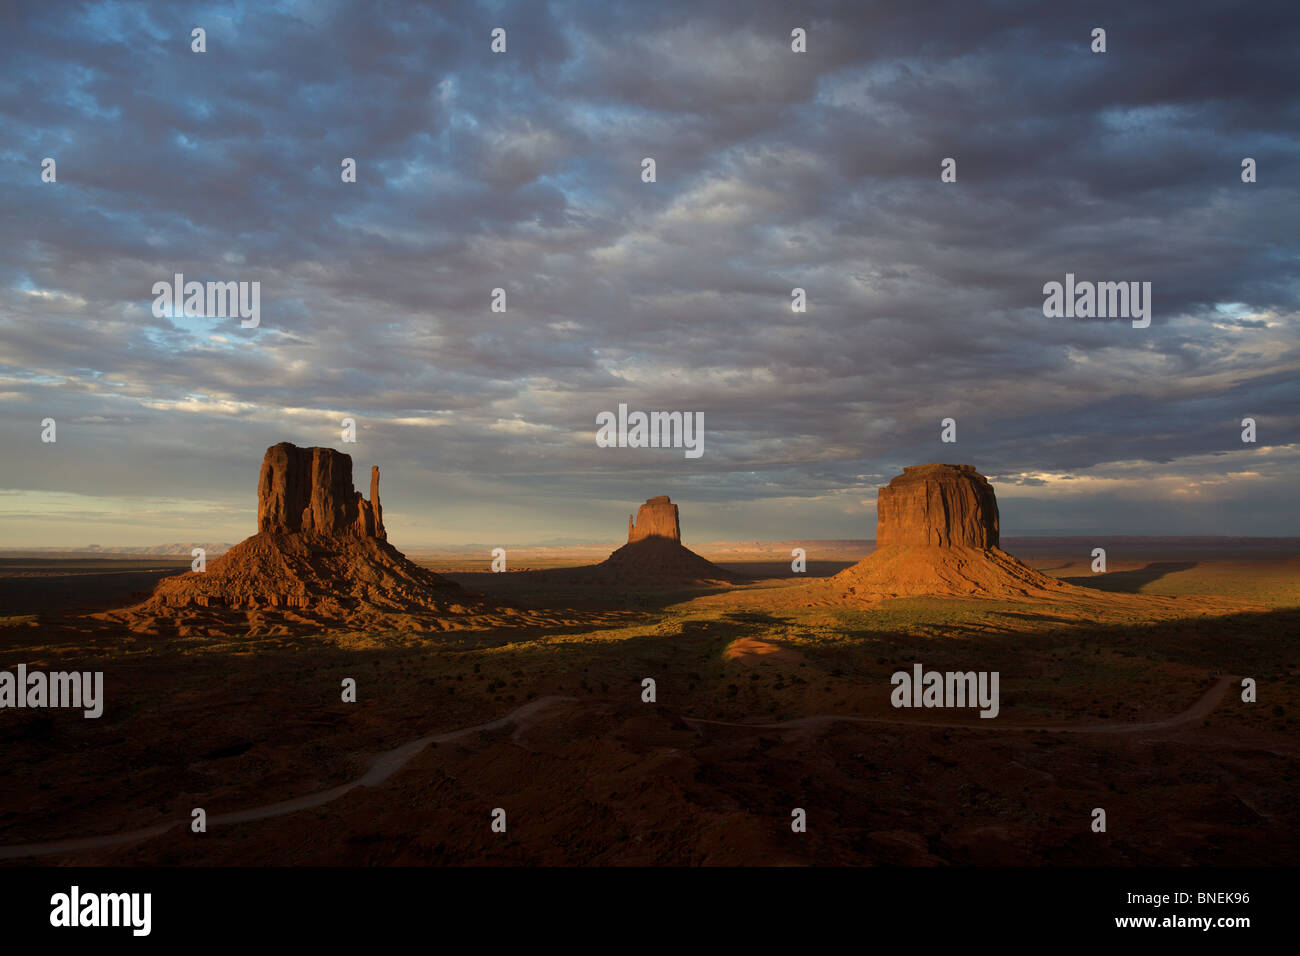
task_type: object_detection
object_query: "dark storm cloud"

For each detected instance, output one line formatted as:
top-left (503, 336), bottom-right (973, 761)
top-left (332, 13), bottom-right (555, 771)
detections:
top-left (0, 0), bottom-right (1296, 545)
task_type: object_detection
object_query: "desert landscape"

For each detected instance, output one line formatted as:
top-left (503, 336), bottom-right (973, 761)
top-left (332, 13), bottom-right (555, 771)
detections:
top-left (2, 446), bottom-right (1296, 866)
top-left (1, 8), bottom-right (1297, 941)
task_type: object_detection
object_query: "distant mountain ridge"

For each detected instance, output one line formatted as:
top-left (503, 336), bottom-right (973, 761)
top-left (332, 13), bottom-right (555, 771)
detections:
top-left (2, 535), bottom-right (1296, 562)
top-left (0, 543), bottom-right (234, 558)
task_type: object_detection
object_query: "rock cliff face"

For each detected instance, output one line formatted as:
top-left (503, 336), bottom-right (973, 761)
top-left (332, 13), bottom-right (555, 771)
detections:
top-left (627, 496), bottom-right (681, 543)
top-left (829, 465), bottom-right (1066, 601)
top-left (369, 465), bottom-right (384, 539)
top-left (257, 443), bottom-right (384, 539)
top-left (875, 464), bottom-right (999, 549)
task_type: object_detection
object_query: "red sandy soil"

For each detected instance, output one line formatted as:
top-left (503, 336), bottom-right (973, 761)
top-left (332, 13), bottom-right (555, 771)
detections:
top-left (723, 637), bottom-right (807, 666)
top-left (827, 544), bottom-right (1072, 601)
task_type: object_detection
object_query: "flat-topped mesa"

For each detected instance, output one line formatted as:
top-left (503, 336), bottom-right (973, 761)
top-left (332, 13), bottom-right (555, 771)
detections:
top-left (875, 463), bottom-right (999, 550)
top-left (627, 495), bottom-right (681, 544)
top-left (828, 464), bottom-right (1073, 601)
top-left (593, 494), bottom-right (744, 585)
top-left (256, 442), bottom-right (386, 540)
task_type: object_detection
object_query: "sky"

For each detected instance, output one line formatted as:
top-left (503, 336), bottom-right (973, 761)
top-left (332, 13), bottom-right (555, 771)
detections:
top-left (1, 0), bottom-right (1297, 549)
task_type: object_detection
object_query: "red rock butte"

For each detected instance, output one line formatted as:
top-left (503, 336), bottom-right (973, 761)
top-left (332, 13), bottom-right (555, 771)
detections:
top-left (830, 464), bottom-right (1068, 600)
top-left (589, 495), bottom-right (743, 585)
top-left (258, 442), bottom-right (385, 539)
top-left (876, 464), bottom-right (999, 549)
top-left (98, 442), bottom-right (477, 635)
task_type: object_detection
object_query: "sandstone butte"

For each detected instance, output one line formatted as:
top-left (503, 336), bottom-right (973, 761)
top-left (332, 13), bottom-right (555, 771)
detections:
top-left (831, 464), bottom-right (1071, 600)
top-left (875, 464), bottom-right (1000, 549)
top-left (257, 442), bottom-right (386, 539)
top-left (97, 443), bottom-right (476, 635)
top-left (595, 495), bottom-right (745, 585)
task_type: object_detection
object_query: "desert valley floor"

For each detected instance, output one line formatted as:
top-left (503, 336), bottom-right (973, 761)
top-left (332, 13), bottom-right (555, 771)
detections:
top-left (1, 539), bottom-right (1298, 866)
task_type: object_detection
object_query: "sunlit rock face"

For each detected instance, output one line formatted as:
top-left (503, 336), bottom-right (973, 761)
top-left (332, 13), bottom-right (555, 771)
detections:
top-left (627, 495), bottom-right (681, 544)
top-left (874, 464), bottom-right (999, 550)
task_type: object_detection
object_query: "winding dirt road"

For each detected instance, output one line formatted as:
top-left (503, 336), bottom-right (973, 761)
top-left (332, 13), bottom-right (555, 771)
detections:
top-left (683, 676), bottom-right (1236, 736)
top-left (0, 695), bottom-right (576, 861)
top-left (0, 677), bottom-right (1235, 861)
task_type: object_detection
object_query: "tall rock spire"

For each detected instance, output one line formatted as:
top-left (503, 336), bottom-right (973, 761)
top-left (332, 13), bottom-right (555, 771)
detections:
top-left (369, 465), bottom-right (384, 540)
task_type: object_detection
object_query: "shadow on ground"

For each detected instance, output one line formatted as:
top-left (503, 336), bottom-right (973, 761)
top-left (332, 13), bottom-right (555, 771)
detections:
top-left (1063, 562), bottom-right (1198, 593)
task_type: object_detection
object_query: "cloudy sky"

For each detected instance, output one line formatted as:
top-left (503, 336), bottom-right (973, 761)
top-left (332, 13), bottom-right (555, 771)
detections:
top-left (1, 0), bottom-right (1297, 549)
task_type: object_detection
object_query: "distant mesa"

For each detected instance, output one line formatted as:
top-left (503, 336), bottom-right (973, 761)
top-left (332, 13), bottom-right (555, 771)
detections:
top-left (595, 495), bottom-right (746, 585)
top-left (831, 464), bottom-right (1069, 600)
top-left (531, 495), bottom-right (744, 587)
top-left (98, 442), bottom-right (477, 635)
